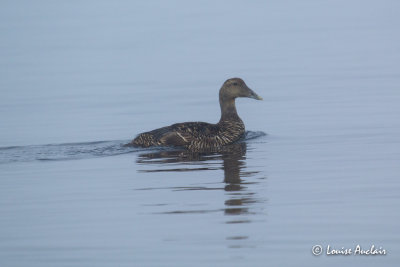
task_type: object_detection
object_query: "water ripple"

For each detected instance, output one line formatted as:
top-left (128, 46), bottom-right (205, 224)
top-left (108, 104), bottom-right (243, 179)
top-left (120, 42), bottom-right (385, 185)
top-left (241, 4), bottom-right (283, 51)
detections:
top-left (0, 131), bottom-right (266, 164)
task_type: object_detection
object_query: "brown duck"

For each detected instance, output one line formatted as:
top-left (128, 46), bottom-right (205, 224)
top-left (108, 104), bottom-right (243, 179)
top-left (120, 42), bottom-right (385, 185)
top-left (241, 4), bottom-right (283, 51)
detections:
top-left (127, 78), bottom-right (262, 151)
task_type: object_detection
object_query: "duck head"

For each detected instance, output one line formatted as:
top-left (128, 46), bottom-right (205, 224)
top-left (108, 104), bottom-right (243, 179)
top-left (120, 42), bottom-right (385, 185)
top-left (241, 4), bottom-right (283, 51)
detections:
top-left (219, 78), bottom-right (263, 101)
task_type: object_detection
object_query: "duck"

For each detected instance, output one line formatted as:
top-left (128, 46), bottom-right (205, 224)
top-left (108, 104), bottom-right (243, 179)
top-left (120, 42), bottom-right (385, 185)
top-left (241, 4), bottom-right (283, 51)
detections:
top-left (126, 78), bottom-right (262, 151)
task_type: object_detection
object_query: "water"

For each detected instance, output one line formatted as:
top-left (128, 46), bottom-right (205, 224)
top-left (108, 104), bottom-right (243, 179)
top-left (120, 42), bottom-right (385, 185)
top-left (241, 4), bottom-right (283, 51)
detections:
top-left (1, 0), bottom-right (400, 266)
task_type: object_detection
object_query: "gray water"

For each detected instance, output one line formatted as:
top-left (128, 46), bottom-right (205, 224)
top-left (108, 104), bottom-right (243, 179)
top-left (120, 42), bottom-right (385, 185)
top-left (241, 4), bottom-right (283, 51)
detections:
top-left (1, 0), bottom-right (400, 266)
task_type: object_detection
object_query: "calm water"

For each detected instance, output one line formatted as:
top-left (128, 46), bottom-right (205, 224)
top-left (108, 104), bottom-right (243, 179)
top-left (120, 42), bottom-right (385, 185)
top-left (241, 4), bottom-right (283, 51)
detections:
top-left (1, 0), bottom-right (400, 266)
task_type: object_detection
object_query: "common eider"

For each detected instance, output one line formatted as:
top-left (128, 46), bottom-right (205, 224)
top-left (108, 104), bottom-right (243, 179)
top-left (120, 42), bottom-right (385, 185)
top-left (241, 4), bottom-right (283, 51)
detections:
top-left (127, 78), bottom-right (262, 151)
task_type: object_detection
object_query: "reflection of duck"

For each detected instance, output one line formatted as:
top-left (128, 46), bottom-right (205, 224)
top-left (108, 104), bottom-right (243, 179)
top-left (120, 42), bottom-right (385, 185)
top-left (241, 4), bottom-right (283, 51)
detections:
top-left (127, 78), bottom-right (262, 151)
top-left (136, 142), bottom-right (247, 173)
top-left (135, 140), bottom-right (266, 249)
top-left (136, 142), bottom-right (260, 217)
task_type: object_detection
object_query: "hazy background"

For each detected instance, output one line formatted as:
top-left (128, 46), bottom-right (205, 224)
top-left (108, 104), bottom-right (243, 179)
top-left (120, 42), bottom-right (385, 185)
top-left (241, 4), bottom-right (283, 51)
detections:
top-left (1, 0), bottom-right (399, 266)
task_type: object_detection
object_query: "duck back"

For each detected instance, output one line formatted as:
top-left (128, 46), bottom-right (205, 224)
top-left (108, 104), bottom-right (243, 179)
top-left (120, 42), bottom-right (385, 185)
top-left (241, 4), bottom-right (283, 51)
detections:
top-left (130, 119), bottom-right (245, 151)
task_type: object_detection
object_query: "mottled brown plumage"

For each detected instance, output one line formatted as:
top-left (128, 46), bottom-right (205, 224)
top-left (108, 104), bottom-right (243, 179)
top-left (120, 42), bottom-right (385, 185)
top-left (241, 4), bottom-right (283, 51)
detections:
top-left (127, 78), bottom-right (262, 151)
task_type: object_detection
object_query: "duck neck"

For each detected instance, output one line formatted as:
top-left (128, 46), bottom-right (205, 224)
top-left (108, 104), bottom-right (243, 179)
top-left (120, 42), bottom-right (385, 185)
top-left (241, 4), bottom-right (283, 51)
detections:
top-left (219, 96), bottom-right (241, 123)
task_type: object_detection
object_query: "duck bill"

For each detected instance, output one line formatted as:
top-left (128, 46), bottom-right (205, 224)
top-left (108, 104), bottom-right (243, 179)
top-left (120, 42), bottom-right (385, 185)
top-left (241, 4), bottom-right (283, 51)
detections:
top-left (248, 88), bottom-right (263, 100)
